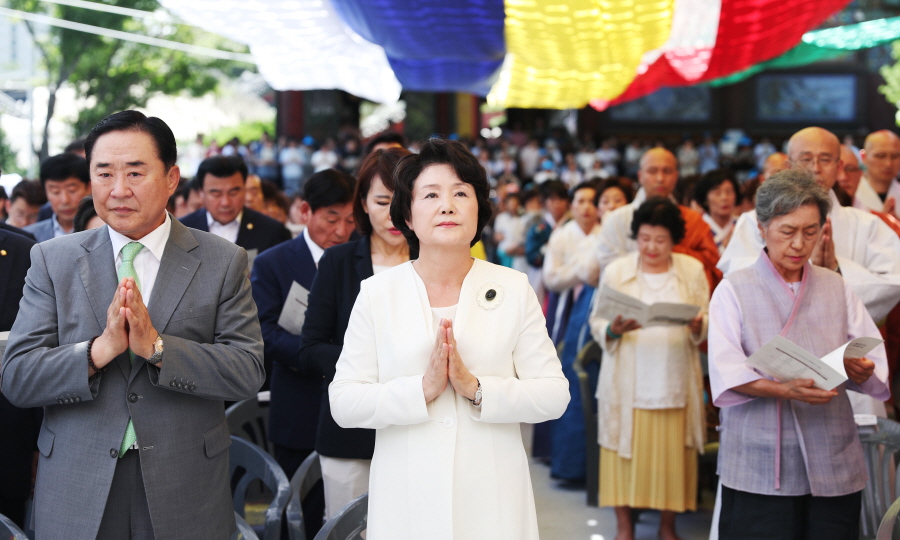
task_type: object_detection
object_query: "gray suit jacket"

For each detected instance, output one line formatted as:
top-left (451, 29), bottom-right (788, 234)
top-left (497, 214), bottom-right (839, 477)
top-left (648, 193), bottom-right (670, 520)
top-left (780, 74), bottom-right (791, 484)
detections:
top-left (23, 217), bottom-right (56, 243)
top-left (1, 218), bottom-right (265, 540)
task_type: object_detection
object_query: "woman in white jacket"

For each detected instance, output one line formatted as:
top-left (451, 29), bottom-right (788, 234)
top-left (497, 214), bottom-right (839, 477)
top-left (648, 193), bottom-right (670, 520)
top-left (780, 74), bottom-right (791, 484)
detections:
top-left (329, 138), bottom-right (569, 540)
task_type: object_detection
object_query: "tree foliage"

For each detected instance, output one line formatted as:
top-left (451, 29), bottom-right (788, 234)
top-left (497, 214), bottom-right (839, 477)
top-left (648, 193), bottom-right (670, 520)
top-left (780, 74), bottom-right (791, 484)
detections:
top-left (879, 41), bottom-right (900, 125)
top-left (10, 0), bottom-right (250, 160)
top-left (0, 125), bottom-right (22, 175)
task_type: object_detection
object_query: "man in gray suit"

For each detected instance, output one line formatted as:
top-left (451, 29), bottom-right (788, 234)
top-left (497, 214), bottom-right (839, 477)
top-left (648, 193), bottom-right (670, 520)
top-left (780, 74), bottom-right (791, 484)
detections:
top-left (1, 110), bottom-right (265, 540)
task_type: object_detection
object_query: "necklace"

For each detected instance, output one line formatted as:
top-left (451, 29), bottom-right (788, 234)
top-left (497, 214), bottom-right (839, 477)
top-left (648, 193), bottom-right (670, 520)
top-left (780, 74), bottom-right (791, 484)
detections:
top-left (638, 257), bottom-right (671, 292)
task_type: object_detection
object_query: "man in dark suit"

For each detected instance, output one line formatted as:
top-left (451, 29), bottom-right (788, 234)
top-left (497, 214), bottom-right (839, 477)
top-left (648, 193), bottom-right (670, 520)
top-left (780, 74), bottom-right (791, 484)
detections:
top-left (251, 168), bottom-right (356, 476)
top-left (2, 111), bottom-right (264, 540)
top-left (179, 155), bottom-right (291, 260)
top-left (4, 179), bottom-right (46, 232)
top-left (0, 227), bottom-right (41, 529)
top-left (24, 154), bottom-right (92, 242)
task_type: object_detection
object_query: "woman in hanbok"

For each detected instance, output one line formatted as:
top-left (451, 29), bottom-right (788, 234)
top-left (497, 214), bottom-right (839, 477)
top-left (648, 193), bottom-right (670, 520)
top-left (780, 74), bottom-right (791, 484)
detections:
top-left (709, 169), bottom-right (888, 540)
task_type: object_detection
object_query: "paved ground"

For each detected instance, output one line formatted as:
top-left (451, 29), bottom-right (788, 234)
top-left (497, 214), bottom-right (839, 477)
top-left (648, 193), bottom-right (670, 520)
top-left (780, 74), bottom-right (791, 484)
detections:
top-left (531, 459), bottom-right (715, 540)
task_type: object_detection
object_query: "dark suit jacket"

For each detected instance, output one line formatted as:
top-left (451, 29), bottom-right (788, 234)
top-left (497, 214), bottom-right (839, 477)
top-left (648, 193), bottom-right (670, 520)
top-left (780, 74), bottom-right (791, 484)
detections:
top-left (297, 236), bottom-right (375, 459)
top-left (250, 232), bottom-right (321, 450)
top-left (0, 221), bottom-right (37, 241)
top-left (179, 207), bottom-right (291, 254)
top-left (1, 220), bottom-right (265, 540)
top-left (0, 229), bottom-right (36, 331)
top-left (0, 229), bottom-right (41, 519)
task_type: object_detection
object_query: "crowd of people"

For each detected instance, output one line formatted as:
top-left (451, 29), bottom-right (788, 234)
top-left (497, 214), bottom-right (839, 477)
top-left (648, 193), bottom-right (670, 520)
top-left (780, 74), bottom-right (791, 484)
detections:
top-left (1, 110), bottom-right (900, 540)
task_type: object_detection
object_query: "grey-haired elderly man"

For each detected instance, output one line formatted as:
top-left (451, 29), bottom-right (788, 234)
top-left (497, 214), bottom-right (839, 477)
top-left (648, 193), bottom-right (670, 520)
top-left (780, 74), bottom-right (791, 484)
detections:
top-left (1, 110), bottom-right (264, 540)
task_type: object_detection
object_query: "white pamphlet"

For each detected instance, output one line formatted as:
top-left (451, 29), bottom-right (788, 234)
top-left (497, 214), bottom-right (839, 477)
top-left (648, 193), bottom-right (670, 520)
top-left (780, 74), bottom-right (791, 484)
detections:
top-left (246, 249), bottom-right (258, 272)
top-left (0, 331), bottom-right (8, 360)
top-left (277, 281), bottom-right (309, 335)
top-left (593, 285), bottom-right (700, 327)
top-left (745, 335), bottom-right (883, 391)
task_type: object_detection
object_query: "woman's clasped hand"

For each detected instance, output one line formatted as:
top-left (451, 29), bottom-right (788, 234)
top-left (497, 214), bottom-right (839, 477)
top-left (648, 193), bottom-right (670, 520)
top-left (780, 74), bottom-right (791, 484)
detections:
top-left (422, 317), bottom-right (478, 403)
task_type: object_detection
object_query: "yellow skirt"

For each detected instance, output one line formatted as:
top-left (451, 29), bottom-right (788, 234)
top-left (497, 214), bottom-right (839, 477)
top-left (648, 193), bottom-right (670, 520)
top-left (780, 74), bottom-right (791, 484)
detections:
top-left (599, 408), bottom-right (697, 512)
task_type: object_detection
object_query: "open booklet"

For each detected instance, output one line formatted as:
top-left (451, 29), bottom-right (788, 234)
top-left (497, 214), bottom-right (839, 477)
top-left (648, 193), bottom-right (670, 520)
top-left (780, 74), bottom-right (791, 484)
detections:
top-left (593, 285), bottom-right (701, 328)
top-left (745, 335), bottom-right (884, 391)
top-left (0, 331), bottom-right (8, 360)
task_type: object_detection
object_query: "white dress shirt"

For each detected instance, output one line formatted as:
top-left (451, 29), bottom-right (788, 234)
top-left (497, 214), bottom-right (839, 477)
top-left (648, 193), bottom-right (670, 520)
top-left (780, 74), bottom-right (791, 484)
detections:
top-left (108, 214), bottom-right (172, 307)
top-left (51, 214), bottom-right (69, 238)
top-left (206, 210), bottom-right (242, 244)
top-left (302, 229), bottom-right (325, 266)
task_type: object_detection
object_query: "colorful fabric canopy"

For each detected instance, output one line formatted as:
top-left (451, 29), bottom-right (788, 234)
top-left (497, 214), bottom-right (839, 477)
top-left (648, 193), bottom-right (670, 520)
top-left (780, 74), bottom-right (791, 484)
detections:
top-left (706, 15), bottom-right (900, 88)
top-left (160, 0), bottom-right (854, 109)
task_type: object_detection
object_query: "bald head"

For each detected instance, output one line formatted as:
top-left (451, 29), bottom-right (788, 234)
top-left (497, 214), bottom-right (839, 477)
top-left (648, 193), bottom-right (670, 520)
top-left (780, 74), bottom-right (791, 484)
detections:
top-left (860, 130), bottom-right (900, 190)
top-left (638, 148), bottom-right (678, 199)
top-left (837, 145), bottom-right (863, 198)
top-left (762, 152), bottom-right (789, 182)
top-left (787, 127), bottom-right (841, 190)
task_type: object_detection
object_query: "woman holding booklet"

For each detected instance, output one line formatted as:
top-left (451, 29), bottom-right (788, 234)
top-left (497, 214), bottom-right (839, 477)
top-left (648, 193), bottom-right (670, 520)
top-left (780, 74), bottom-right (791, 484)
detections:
top-left (588, 197), bottom-right (708, 540)
top-left (708, 169), bottom-right (889, 540)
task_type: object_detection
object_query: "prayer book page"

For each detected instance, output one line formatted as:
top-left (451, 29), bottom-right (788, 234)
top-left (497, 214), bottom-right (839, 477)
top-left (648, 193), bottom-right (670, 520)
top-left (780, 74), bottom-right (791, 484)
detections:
top-left (594, 285), bottom-right (700, 327)
top-left (277, 281), bottom-right (309, 335)
top-left (745, 335), bottom-right (883, 391)
top-left (0, 331), bottom-right (8, 360)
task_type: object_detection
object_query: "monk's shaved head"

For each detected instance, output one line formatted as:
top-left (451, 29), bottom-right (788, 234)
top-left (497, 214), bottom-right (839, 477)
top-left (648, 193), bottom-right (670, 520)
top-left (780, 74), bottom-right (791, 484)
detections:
top-left (787, 127), bottom-right (841, 190)
top-left (860, 130), bottom-right (900, 189)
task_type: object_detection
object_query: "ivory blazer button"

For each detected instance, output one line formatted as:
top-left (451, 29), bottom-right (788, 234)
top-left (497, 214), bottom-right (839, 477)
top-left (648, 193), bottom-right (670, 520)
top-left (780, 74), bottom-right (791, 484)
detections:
top-left (443, 417), bottom-right (455, 428)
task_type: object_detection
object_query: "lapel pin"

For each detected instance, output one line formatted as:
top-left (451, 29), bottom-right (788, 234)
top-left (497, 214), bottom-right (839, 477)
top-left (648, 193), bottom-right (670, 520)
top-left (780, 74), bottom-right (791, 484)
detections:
top-left (247, 223), bottom-right (254, 230)
top-left (0, 250), bottom-right (6, 256)
top-left (477, 282), bottom-right (504, 310)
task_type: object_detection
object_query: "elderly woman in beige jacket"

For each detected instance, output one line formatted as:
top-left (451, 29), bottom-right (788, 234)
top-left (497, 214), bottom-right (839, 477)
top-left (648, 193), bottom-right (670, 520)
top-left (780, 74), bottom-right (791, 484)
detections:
top-left (589, 197), bottom-right (709, 540)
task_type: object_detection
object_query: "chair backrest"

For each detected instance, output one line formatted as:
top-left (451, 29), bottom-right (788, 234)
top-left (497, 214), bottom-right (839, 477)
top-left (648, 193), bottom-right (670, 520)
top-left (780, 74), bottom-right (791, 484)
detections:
top-left (573, 340), bottom-right (602, 507)
top-left (227, 397), bottom-right (275, 456)
top-left (0, 513), bottom-right (29, 540)
top-left (313, 493), bottom-right (368, 540)
top-left (860, 417), bottom-right (900, 539)
top-left (229, 436), bottom-right (292, 540)
top-left (232, 510), bottom-right (261, 540)
top-left (286, 451), bottom-right (323, 540)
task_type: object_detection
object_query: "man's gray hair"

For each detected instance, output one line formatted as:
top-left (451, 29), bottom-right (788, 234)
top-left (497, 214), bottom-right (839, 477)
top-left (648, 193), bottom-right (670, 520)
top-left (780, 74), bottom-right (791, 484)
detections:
top-left (756, 169), bottom-right (831, 227)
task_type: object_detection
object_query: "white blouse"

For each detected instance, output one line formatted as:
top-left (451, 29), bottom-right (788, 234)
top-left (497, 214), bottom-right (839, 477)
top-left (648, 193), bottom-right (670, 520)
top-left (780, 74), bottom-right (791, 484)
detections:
top-left (633, 271), bottom-right (689, 409)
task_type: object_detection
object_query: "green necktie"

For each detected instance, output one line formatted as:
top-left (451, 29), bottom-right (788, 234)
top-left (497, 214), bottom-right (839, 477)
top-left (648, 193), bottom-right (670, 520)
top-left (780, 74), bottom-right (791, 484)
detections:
top-left (117, 241), bottom-right (143, 457)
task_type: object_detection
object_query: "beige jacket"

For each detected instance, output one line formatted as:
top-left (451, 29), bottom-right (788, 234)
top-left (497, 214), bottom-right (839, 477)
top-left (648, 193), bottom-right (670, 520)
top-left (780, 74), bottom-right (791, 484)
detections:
top-left (589, 251), bottom-right (708, 458)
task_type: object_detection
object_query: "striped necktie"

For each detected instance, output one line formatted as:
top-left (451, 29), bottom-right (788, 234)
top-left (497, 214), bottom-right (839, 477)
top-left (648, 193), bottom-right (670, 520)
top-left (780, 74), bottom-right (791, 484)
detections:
top-left (117, 241), bottom-right (143, 457)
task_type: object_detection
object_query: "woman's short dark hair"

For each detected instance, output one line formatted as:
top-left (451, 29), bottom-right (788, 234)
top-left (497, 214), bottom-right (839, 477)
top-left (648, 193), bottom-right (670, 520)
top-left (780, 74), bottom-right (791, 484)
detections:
top-left (631, 196), bottom-right (686, 245)
top-left (570, 180), bottom-right (598, 200)
top-left (594, 177), bottom-right (635, 206)
top-left (84, 110), bottom-right (177, 172)
top-left (354, 147), bottom-right (411, 235)
top-left (302, 169), bottom-right (356, 212)
top-left (692, 169), bottom-right (743, 213)
top-left (390, 138), bottom-right (492, 251)
top-left (73, 195), bottom-right (99, 233)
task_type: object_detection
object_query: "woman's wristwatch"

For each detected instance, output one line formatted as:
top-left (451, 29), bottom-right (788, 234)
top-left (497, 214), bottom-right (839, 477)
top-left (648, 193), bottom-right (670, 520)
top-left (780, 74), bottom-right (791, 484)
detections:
top-left (469, 379), bottom-right (483, 408)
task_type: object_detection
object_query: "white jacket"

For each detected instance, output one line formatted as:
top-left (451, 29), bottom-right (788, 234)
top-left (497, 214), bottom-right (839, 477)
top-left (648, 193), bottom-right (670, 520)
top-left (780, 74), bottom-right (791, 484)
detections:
top-left (330, 259), bottom-right (569, 540)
